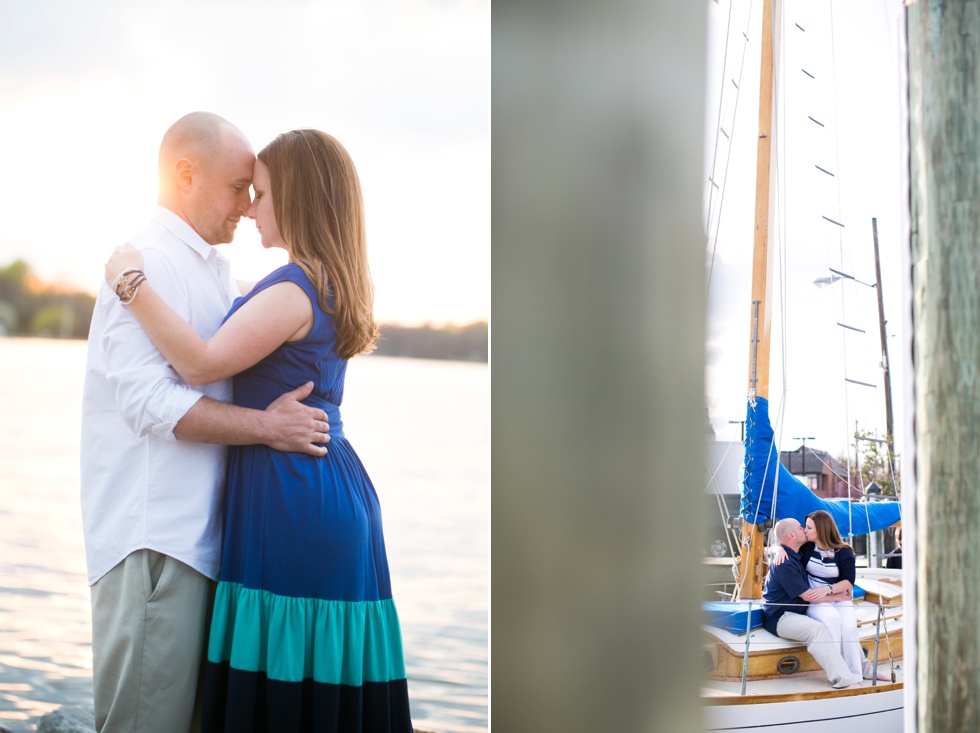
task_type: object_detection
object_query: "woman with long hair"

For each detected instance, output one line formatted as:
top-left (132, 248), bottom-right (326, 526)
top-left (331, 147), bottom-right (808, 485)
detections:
top-left (799, 510), bottom-right (889, 683)
top-left (104, 129), bottom-right (413, 731)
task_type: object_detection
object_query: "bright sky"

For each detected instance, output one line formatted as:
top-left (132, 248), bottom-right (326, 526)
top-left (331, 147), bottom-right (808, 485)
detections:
top-left (0, 0), bottom-right (488, 327)
top-left (704, 0), bottom-right (907, 459)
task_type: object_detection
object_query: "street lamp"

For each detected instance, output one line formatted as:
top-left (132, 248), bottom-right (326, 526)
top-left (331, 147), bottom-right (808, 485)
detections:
top-left (812, 274), bottom-right (842, 288)
top-left (827, 266), bottom-right (876, 288)
top-left (794, 436), bottom-right (816, 477)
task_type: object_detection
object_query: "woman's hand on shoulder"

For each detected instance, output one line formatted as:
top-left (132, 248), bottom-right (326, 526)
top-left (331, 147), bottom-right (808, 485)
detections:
top-left (104, 243), bottom-right (144, 289)
top-left (770, 544), bottom-right (788, 566)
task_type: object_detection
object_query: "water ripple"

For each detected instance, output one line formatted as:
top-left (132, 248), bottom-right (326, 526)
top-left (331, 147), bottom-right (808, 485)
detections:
top-left (0, 342), bottom-right (487, 733)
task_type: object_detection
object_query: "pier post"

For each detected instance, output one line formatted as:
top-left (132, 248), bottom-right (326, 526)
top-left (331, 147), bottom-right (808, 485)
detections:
top-left (493, 0), bottom-right (707, 730)
top-left (908, 2), bottom-right (980, 730)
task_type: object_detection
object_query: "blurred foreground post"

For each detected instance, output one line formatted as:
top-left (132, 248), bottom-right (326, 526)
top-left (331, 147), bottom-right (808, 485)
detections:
top-left (908, 2), bottom-right (980, 730)
top-left (493, 1), bottom-right (707, 730)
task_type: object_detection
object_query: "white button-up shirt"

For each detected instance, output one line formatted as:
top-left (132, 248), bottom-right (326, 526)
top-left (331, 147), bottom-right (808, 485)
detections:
top-left (81, 206), bottom-right (240, 585)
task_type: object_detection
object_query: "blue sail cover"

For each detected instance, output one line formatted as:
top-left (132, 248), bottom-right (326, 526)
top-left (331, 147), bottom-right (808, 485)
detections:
top-left (740, 397), bottom-right (901, 536)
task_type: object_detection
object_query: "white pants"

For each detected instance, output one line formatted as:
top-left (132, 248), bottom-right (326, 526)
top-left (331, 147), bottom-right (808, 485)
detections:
top-left (776, 612), bottom-right (862, 687)
top-left (807, 600), bottom-right (877, 679)
top-left (90, 550), bottom-right (214, 733)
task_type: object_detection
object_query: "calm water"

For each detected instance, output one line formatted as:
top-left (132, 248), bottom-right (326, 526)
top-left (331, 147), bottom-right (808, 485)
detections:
top-left (0, 339), bottom-right (488, 733)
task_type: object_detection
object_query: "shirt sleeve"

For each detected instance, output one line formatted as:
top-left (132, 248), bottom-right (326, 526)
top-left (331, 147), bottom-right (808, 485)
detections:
top-left (101, 246), bottom-right (203, 440)
top-left (775, 559), bottom-right (812, 600)
top-left (837, 547), bottom-right (857, 584)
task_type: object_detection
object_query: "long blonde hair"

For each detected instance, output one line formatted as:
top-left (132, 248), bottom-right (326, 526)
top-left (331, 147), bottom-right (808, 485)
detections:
top-left (806, 510), bottom-right (852, 552)
top-left (258, 129), bottom-right (378, 359)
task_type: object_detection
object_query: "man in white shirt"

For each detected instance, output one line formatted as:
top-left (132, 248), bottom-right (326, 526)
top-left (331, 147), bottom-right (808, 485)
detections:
top-left (81, 112), bottom-right (330, 733)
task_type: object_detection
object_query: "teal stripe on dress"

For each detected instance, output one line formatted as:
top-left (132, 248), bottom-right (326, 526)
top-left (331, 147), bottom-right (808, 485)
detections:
top-left (207, 582), bottom-right (408, 686)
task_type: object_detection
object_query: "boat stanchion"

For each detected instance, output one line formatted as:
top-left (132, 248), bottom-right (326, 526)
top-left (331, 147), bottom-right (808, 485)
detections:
top-left (872, 605), bottom-right (883, 686)
top-left (741, 602), bottom-right (752, 696)
top-left (881, 601), bottom-right (898, 683)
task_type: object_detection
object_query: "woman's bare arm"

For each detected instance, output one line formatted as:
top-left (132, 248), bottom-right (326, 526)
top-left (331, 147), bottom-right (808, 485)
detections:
top-left (106, 245), bottom-right (313, 386)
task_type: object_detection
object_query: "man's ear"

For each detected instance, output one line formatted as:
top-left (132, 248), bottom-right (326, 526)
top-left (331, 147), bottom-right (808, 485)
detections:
top-left (175, 158), bottom-right (195, 192)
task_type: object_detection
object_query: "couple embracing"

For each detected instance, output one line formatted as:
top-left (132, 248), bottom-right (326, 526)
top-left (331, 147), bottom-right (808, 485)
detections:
top-left (81, 112), bottom-right (413, 732)
top-left (762, 510), bottom-right (892, 689)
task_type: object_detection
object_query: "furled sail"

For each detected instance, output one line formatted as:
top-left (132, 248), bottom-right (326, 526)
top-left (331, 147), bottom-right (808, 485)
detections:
top-left (741, 397), bottom-right (900, 536)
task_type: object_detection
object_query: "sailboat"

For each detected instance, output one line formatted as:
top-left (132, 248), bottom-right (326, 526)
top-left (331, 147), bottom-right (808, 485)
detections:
top-left (701, 1), bottom-right (905, 730)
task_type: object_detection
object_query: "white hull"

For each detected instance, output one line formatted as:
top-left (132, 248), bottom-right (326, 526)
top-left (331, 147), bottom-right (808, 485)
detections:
top-left (704, 684), bottom-right (903, 732)
top-left (702, 568), bottom-right (904, 732)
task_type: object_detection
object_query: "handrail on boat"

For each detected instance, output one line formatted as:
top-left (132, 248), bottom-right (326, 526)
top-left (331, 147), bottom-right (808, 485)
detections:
top-left (741, 601), bottom-right (752, 696)
top-left (876, 602), bottom-right (898, 685)
top-left (734, 600), bottom-right (902, 694)
top-left (873, 605), bottom-right (883, 686)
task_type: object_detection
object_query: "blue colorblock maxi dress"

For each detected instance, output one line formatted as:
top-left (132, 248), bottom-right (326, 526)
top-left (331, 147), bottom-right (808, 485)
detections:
top-left (202, 264), bottom-right (413, 732)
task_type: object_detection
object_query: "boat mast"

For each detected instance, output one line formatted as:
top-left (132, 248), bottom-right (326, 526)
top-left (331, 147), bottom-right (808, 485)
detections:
top-left (870, 217), bottom-right (896, 472)
top-left (738, 0), bottom-right (775, 601)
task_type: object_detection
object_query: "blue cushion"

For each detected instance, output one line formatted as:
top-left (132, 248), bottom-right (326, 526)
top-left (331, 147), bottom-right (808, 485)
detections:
top-left (703, 601), bottom-right (764, 635)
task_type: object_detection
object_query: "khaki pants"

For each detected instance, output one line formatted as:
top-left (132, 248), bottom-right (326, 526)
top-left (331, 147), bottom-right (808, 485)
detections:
top-left (91, 550), bottom-right (214, 733)
top-left (776, 611), bottom-right (862, 688)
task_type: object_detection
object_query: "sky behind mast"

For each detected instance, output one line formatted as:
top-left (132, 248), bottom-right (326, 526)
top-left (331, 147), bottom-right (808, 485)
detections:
top-left (704, 0), bottom-right (907, 459)
top-left (0, 0), bottom-right (489, 326)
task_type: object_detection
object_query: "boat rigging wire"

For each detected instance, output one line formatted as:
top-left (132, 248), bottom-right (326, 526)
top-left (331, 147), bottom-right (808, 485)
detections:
top-left (705, 0), bottom-right (757, 296)
top-left (708, 1), bottom-right (902, 571)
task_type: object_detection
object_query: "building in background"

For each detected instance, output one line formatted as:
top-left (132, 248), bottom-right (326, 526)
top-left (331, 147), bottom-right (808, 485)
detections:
top-left (780, 446), bottom-right (861, 500)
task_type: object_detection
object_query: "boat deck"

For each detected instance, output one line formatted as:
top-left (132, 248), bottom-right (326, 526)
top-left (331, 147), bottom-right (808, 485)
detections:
top-left (702, 569), bottom-right (903, 684)
top-left (702, 661), bottom-right (902, 701)
top-left (702, 667), bottom-right (904, 733)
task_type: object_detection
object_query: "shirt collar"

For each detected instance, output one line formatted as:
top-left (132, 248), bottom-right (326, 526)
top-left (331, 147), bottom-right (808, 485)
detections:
top-left (780, 544), bottom-right (803, 560)
top-left (150, 206), bottom-right (218, 263)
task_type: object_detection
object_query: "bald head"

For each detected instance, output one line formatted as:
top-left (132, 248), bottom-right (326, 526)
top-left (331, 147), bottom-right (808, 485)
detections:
top-left (157, 111), bottom-right (255, 245)
top-left (774, 518), bottom-right (805, 550)
top-left (158, 112), bottom-right (247, 188)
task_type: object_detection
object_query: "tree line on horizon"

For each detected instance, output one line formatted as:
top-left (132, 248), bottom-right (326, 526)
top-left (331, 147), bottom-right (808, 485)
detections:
top-left (0, 260), bottom-right (95, 340)
top-left (0, 260), bottom-right (487, 363)
top-left (371, 322), bottom-right (488, 363)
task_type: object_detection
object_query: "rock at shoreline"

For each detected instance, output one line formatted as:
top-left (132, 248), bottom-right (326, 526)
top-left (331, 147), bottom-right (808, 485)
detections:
top-left (36, 706), bottom-right (95, 733)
